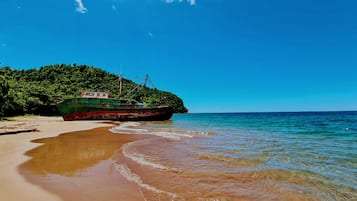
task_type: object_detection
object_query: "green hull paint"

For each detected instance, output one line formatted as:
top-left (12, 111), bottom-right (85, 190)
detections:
top-left (57, 98), bottom-right (130, 116)
top-left (56, 98), bottom-right (174, 121)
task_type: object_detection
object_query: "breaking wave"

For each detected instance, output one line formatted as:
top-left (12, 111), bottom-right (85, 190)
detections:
top-left (122, 141), bottom-right (179, 171)
top-left (109, 122), bottom-right (149, 134)
top-left (109, 122), bottom-right (212, 140)
top-left (113, 162), bottom-right (183, 201)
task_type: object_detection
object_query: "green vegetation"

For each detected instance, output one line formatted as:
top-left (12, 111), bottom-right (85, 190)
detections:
top-left (0, 64), bottom-right (187, 117)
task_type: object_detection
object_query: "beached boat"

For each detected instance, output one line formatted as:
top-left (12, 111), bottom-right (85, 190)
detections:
top-left (56, 91), bottom-right (173, 121)
top-left (56, 75), bottom-right (174, 121)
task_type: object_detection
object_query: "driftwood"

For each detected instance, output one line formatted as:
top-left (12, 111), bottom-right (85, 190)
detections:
top-left (0, 121), bottom-right (38, 135)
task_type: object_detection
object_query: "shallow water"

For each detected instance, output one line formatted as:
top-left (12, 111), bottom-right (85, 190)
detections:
top-left (111, 112), bottom-right (357, 200)
top-left (21, 112), bottom-right (357, 200)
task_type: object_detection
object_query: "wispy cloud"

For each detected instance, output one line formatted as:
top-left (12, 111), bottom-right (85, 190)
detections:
top-left (112, 4), bottom-right (117, 11)
top-left (112, 0), bottom-right (117, 11)
top-left (74, 0), bottom-right (87, 13)
top-left (73, 0), bottom-right (195, 13)
top-left (165, 0), bottom-right (196, 6)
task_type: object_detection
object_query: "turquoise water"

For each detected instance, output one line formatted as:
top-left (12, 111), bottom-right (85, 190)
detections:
top-left (171, 112), bottom-right (357, 186)
top-left (112, 111), bottom-right (357, 200)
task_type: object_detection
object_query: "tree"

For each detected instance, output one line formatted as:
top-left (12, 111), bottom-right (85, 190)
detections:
top-left (0, 64), bottom-right (188, 116)
top-left (0, 75), bottom-right (10, 117)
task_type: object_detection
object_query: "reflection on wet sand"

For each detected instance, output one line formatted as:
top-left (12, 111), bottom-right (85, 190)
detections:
top-left (22, 127), bottom-right (147, 175)
top-left (19, 125), bottom-right (356, 201)
top-left (19, 127), bottom-right (152, 201)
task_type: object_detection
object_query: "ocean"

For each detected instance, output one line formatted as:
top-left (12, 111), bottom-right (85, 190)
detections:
top-left (110, 111), bottom-right (357, 201)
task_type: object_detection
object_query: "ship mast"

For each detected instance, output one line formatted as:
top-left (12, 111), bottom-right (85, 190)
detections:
top-left (143, 74), bottom-right (156, 89)
top-left (119, 74), bottom-right (122, 98)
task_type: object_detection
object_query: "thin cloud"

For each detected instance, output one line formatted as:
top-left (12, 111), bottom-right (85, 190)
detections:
top-left (165, 0), bottom-right (196, 5)
top-left (74, 0), bottom-right (87, 13)
top-left (112, 0), bottom-right (117, 11)
top-left (73, 0), bottom-right (195, 13)
top-left (112, 4), bottom-right (117, 11)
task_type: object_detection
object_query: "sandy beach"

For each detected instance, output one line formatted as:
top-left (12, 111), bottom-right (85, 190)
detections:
top-left (0, 116), bottom-right (111, 201)
top-left (2, 115), bottom-right (354, 201)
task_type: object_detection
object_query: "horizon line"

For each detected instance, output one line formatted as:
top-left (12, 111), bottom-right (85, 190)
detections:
top-left (185, 110), bottom-right (357, 114)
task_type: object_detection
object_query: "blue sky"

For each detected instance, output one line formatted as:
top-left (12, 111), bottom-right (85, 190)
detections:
top-left (0, 0), bottom-right (356, 113)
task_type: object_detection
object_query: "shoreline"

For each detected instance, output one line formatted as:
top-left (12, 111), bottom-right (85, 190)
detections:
top-left (2, 114), bottom-right (353, 200)
top-left (0, 116), bottom-right (112, 201)
top-left (19, 126), bottom-right (152, 201)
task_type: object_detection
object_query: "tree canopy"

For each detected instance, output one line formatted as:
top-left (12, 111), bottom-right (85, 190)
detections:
top-left (0, 64), bottom-right (188, 117)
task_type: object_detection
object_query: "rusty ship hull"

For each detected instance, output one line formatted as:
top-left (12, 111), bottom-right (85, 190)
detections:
top-left (56, 97), bottom-right (174, 121)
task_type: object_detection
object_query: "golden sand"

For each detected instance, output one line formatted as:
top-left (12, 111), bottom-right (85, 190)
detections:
top-left (0, 116), bottom-right (110, 201)
top-left (2, 117), bottom-right (341, 201)
top-left (19, 127), bottom-right (151, 201)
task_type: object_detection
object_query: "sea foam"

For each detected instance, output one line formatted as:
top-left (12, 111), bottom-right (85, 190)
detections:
top-left (110, 122), bottom-right (211, 140)
top-left (109, 122), bottom-right (149, 134)
top-left (113, 162), bottom-right (182, 200)
top-left (122, 142), bottom-right (174, 171)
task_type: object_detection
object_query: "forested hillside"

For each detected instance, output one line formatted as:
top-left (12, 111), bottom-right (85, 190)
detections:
top-left (0, 64), bottom-right (187, 117)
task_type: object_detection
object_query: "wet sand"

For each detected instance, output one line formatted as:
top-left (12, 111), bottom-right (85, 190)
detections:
top-left (19, 127), bottom-right (153, 201)
top-left (16, 122), bottom-right (318, 201)
top-left (0, 116), bottom-right (110, 201)
top-left (9, 119), bottom-right (354, 201)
